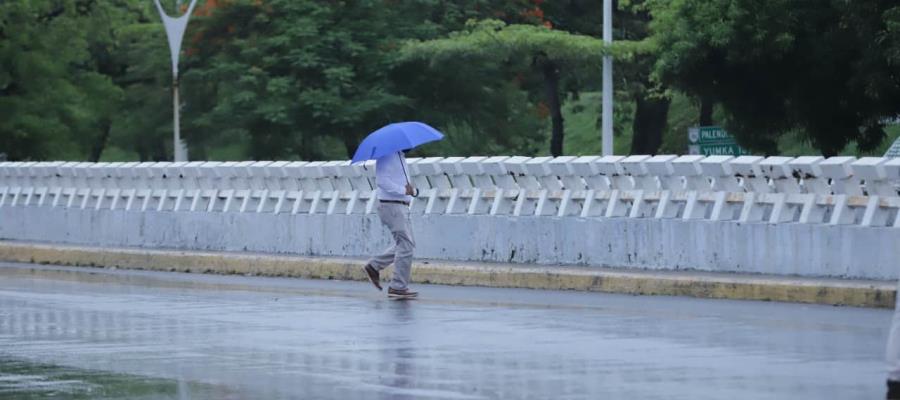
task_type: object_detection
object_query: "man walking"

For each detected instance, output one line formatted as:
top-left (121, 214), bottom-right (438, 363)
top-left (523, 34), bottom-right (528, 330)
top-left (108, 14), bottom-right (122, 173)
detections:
top-left (363, 151), bottom-right (419, 298)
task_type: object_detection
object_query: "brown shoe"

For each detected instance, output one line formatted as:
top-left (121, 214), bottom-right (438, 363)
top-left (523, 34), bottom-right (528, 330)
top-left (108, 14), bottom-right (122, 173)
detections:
top-left (363, 265), bottom-right (382, 291)
top-left (387, 287), bottom-right (418, 298)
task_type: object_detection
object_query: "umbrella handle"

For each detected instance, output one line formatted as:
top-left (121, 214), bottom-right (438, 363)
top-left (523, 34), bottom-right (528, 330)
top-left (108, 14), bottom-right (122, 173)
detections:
top-left (399, 152), bottom-right (410, 185)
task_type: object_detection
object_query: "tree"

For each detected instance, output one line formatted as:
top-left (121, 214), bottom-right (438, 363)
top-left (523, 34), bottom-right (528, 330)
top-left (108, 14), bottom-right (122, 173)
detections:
top-left (0, 0), bottom-right (124, 161)
top-left (107, 16), bottom-right (177, 162)
top-left (395, 0), bottom-right (583, 157)
top-left (400, 19), bottom-right (650, 156)
top-left (536, 0), bottom-right (670, 155)
top-left (650, 0), bottom-right (900, 156)
top-left (183, 0), bottom-right (465, 160)
top-left (179, 0), bottom-right (557, 160)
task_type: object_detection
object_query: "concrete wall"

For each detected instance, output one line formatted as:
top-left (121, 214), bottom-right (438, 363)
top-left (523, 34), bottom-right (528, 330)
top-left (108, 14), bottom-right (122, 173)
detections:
top-left (3, 206), bottom-right (897, 280)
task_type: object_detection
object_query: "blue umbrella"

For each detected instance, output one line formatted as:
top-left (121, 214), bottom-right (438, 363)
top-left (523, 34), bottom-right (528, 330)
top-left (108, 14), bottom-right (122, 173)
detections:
top-left (351, 122), bottom-right (444, 164)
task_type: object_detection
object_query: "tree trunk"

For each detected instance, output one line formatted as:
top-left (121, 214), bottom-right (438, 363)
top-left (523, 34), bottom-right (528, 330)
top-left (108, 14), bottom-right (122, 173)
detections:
top-left (699, 95), bottom-right (714, 126)
top-left (542, 60), bottom-right (565, 157)
top-left (153, 140), bottom-right (168, 162)
top-left (137, 146), bottom-right (147, 162)
top-left (630, 95), bottom-right (670, 155)
top-left (343, 134), bottom-right (358, 160)
top-left (88, 120), bottom-right (111, 162)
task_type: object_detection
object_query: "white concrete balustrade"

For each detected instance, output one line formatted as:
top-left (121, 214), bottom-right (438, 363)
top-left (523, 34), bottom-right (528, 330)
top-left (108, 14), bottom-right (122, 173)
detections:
top-left (3, 156), bottom-right (900, 280)
top-left (1, 155), bottom-right (899, 227)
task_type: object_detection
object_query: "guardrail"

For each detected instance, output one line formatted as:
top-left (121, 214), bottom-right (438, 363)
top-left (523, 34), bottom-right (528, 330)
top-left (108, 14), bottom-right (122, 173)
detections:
top-left (1, 155), bottom-right (899, 227)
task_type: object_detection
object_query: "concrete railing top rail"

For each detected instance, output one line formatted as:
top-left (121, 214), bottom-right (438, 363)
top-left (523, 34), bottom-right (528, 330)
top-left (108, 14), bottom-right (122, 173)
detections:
top-left (1, 155), bottom-right (899, 227)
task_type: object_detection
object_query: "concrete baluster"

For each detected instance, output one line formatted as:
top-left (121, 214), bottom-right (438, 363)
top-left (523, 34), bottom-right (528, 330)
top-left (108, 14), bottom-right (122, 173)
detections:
top-left (341, 162), bottom-right (371, 214)
top-left (420, 158), bottom-right (452, 215)
top-left (322, 161), bottom-right (350, 215)
top-left (547, 156), bottom-right (581, 217)
top-left (301, 161), bottom-right (329, 214)
top-left (884, 158), bottom-right (900, 228)
top-left (731, 156), bottom-right (768, 223)
top-left (241, 161), bottom-right (272, 213)
top-left (440, 157), bottom-right (471, 214)
top-left (672, 155), bottom-right (709, 220)
top-left (759, 157), bottom-right (799, 223)
top-left (148, 162), bottom-right (172, 212)
top-left (34, 162), bottom-right (60, 207)
top-left (488, 156), bottom-right (524, 216)
top-left (621, 155), bottom-right (656, 218)
top-left (788, 156), bottom-right (827, 224)
top-left (0, 162), bottom-right (11, 207)
top-left (282, 161), bottom-right (310, 215)
top-left (464, 156), bottom-right (506, 215)
top-left (261, 161), bottom-right (289, 214)
top-left (522, 156), bottom-right (556, 216)
top-left (596, 155), bottom-right (629, 218)
top-left (195, 162), bottom-right (221, 212)
top-left (177, 161), bottom-right (202, 212)
top-left (458, 157), bottom-right (493, 215)
top-left (500, 156), bottom-right (538, 217)
top-left (698, 156), bottom-right (739, 221)
top-left (820, 157), bottom-right (860, 225)
top-left (58, 162), bottom-right (81, 209)
top-left (645, 155), bottom-right (679, 219)
top-left (573, 156), bottom-right (609, 218)
top-left (19, 162), bottom-right (40, 206)
top-left (853, 157), bottom-right (892, 227)
top-left (8, 162), bottom-right (34, 207)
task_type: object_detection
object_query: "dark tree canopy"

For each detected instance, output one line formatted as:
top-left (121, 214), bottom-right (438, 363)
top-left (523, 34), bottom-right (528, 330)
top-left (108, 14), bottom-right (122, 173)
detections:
top-left (650, 0), bottom-right (900, 156)
top-left (2, 0), bottom-right (899, 160)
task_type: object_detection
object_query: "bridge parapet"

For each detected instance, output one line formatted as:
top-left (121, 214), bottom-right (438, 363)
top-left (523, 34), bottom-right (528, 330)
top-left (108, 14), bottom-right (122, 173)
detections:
top-left (2, 155), bottom-right (898, 227)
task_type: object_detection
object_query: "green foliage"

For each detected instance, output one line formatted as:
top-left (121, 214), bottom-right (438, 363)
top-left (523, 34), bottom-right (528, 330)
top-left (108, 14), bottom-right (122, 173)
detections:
top-left (107, 15), bottom-right (179, 162)
top-left (400, 19), bottom-right (652, 66)
top-left (400, 19), bottom-right (654, 156)
top-left (649, 0), bottom-right (900, 156)
top-left (561, 92), bottom-right (635, 156)
top-left (4, 0), bottom-right (899, 161)
top-left (180, 1), bottom-right (565, 160)
top-left (393, 61), bottom-right (548, 157)
top-left (184, 1), bottom-right (380, 159)
top-left (0, 0), bottom-right (124, 160)
top-left (182, 0), bottom-right (482, 160)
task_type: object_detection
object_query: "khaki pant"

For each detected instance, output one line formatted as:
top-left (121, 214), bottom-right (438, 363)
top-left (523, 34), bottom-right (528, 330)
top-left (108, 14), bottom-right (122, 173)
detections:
top-left (368, 202), bottom-right (415, 290)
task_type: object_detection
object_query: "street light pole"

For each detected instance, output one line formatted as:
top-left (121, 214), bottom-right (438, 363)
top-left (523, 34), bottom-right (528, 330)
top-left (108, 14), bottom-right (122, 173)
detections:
top-left (154, 0), bottom-right (198, 162)
top-left (602, 0), bottom-right (614, 155)
top-left (173, 75), bottom-right (182, 161)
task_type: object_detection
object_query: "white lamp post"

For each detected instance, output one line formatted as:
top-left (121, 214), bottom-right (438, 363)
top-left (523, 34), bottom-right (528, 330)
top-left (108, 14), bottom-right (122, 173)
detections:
top-left (154, 0), bottom-right (198, 162)
top-left (602, 0), bottom-right (614, 155)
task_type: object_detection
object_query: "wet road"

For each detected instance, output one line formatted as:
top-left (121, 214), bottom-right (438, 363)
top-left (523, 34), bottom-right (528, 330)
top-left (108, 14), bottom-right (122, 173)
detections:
top-left (0, 262), bottom-right (891, 399)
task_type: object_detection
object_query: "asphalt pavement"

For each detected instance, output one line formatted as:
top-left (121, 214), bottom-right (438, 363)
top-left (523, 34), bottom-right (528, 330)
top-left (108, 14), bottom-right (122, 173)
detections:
top-left (0, 262), bottom-right (891, 399)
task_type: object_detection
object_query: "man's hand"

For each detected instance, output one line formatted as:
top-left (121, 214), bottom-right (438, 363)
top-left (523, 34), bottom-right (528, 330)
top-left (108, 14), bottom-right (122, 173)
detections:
top-left (405, 183), bottom-right (416, 196)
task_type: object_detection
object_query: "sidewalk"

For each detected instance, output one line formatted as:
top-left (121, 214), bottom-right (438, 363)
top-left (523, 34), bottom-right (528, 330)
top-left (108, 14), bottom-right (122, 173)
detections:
top-left (0, 241), bottom-right (893, 308)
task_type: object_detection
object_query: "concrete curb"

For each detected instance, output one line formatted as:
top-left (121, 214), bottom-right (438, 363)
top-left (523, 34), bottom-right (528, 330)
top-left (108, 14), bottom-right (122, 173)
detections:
top-left (0, 241), bottom-right (894, 308)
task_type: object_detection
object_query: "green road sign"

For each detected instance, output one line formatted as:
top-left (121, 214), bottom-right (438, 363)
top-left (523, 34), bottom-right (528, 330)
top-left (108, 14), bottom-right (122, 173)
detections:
top-left (688, 126), bottom-right (751, 156)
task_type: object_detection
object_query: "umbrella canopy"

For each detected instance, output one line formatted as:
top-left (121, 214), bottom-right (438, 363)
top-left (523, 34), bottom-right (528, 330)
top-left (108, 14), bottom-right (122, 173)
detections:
top-left (351, 122), bottom-right (444, 164)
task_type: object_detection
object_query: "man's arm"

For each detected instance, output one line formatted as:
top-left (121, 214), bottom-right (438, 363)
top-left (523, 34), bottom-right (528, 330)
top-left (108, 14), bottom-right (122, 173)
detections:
top-left (378, 178), bottom-right (408, 198)
top-left (378, 153), bottom-right (416, 197)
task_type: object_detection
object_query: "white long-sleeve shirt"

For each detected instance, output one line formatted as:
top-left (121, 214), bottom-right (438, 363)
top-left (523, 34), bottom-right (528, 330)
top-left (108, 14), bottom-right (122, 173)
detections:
top-left (375, 152), bottom-right (412, 202)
